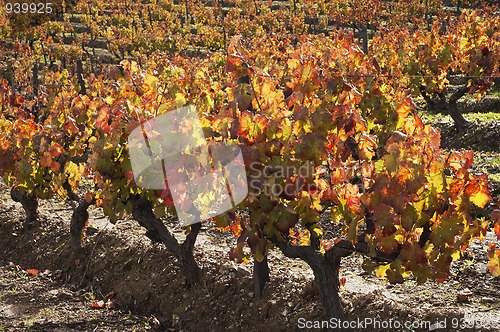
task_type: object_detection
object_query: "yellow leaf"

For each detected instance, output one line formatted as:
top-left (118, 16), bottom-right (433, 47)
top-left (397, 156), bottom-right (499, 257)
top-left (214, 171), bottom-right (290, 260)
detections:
top-left (104, 96), bottom-right (114, 105)
top-left (487, 250), bottom-right (500, 277)
top-left (451, 250), bottom-right (461, 261)
top-left (287, 58), bottom-right (300, 70)
top-left (157, 103), bottom-right (170, 114)
top-left (64, 161), bottom-right (83, 189)
top-left (311, 224), bottom-right (323, 237)
top-left (376, 263), bottom-right (391, 278)
top-left (470, 191), bottom-right (491, 208)
top-left (144, 74), bottom-right (158, 90)
top-left (174, 93), bottom-right (186, 108)
top-left (299, 229), bottom-right (311, 246)
top-left (466, 175), bottom-right (491, 208)
top-left (428, 172), bottom-right (445, 193)
top-left (312, 198), bottom-right (322, 211)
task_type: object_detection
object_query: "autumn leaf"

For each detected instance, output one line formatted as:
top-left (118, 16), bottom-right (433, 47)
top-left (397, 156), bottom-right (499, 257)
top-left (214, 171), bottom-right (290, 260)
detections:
top-left (50, 161), bottom-right (61, 173)
top-left (378, 236), bottom-right (399, 254)
top-left (487, 244), bottom-right (500, 277)
top-left (48, 142), bottom-right (64, 157)
top-left (375, 263), bottom-right (391, 278)
top-left (40, 152), bottom-right (52, 168)
top-left (294, 133), bottom-right (328, 164)
top-left (63, 118), bottom-right (79, 135)
top-left (91, 300), bottom-right (106, 309)
top-left (26, 269), bottom-right (39, 276)
top-left (395, 97), bottom-right (414, 127)
top-left (230, 222), bottom-right (243, 238)
top-left (465, 175), bottom-right (491, 208)
top-left (372, 203), bottom-right (397, 235)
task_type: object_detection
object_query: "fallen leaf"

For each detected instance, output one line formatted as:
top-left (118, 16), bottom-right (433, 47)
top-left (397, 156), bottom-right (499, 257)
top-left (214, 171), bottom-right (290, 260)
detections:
top-left (92, 300), bottom-right (106, 309)
top-left (26, 269), bottom-right (39, 276)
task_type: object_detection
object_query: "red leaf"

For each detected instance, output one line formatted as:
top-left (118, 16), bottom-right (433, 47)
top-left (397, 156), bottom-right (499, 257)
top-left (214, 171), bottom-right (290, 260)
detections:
top-left (92, 300), bottom-right (106, 309)
top-left (84, 192), bottom-right (94, 204)
top-left (26, 269), bottom-right (39, 276)
top-left (11, 94), bottom-right (24, 106)
top-left (307, 184), bottom-right (319, 195)
top-left (64, 118), bottom-right (79, 135)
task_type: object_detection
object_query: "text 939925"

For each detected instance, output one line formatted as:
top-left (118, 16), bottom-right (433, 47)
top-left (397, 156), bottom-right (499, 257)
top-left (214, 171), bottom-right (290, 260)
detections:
top-left (5, 2), bottom-right (53, 14)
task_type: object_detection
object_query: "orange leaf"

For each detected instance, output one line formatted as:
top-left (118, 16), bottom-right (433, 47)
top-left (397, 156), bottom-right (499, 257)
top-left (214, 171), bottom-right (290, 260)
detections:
top-left (493, 212), bottom-right (500, 240)
top-left (11, 94), bottom-right (25, 106)
top-left (26, 269), bottom-right (39, 276)
top-left (339, 277), bottom-right (346, 287)
top-left (465, 175), bottom-right (491, 208)
top-left (396, 97), bottom-right (414, 119)
top-left (487, 244), bottom-right (500, 277)
top-left (84, 192), bottom-right (94, 204)
top-left (225, 55), bottom-right (242, 73)
top-left (230, 222), bottom-right (243, 238)
top-left (50, 161), bottom-right (61, 173)
top-left (48, 142), bottom-right (64, 157)
top-left (92, 300), bottom-right (106, 309)
top-left (64, 118), bottom-right (79, 135)
top-left (40, 152), bottom-right (52, 168)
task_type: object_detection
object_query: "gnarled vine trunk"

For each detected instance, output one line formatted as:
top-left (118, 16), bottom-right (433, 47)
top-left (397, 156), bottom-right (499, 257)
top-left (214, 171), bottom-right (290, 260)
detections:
top-left (253, 257), bottom-right (270, 299)
top-left (275, 239), bottom-right (354, 319)
top-left (131, 196), bottom-right (201, 287)
top-left (420, 85), bottom-right (469, 130)
top-left (70, 199), bottom-right (93, 253)
top-left (10, 188), bottom-right (39, 229)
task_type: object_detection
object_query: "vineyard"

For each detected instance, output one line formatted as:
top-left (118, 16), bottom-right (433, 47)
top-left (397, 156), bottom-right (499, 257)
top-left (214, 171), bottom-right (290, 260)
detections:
top-left (0, 0), bottom-right (500, 331)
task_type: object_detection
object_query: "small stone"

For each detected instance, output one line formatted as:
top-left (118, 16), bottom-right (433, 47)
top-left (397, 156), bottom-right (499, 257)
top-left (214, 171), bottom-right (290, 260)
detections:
top-left (237, 267), bottom-right (251, 277)
top-left (481, 297), bottom-right (495, 303)
top-left (457, 288), bottom-right (473, 303)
